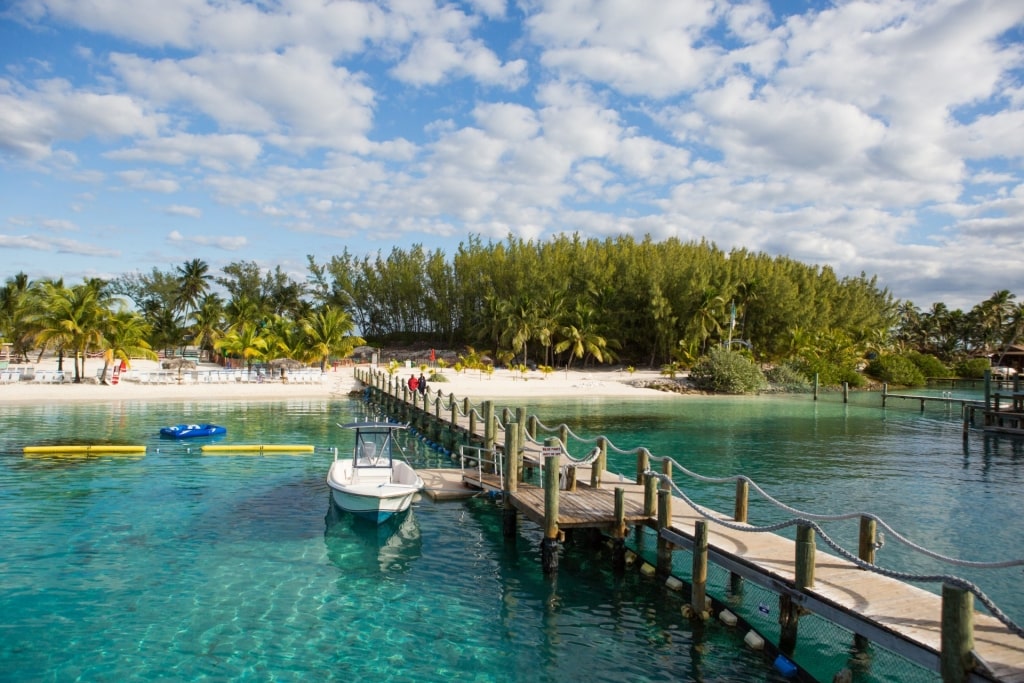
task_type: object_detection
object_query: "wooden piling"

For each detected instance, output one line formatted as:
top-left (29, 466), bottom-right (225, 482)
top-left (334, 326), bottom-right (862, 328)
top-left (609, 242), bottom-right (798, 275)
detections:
top-left (503, 412), bottom-right (519, 538)
top-left (734, 479), bottom-right (748, 523)
top-left (541, 437), bottom-right (561, 573)
top-left (636, 448), bottom-right (649, 484)
top-left (591, 436), bottom-right (606, 488)
top-left (692, 520), bottom-right (709, 614)
top-left (643, 472), bottom-right (657, 516)
top-left (858, 516), bottom-right (876, 566)
top-left (940, 584), bottom-right (975, 682)
top-left (656, 488), bottom-right (672, 576)
top-left (612, 487), bottom-right (627, 574)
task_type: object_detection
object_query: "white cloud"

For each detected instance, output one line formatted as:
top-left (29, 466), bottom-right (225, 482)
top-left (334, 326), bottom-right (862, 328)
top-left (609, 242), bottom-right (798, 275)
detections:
top-left (167, 229), bottom-right (247, 250)
top-left (163, 205), bottom-right (202, 219)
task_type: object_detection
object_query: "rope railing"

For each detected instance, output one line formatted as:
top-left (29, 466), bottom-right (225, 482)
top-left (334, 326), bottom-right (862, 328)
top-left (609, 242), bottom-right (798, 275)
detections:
top-left (359, 368), bottom-right (1024, 630)
top-left (646, 470), bottom-right (1024, 638)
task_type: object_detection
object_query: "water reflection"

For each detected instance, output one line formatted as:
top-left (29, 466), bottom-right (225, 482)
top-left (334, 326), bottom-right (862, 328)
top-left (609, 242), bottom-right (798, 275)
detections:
top-left (324, 499), bottom-right (422, 574)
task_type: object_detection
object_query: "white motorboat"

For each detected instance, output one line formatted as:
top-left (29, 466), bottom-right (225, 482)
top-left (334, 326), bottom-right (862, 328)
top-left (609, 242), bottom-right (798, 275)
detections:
top-left (327, 421), bottom-right (423, 524)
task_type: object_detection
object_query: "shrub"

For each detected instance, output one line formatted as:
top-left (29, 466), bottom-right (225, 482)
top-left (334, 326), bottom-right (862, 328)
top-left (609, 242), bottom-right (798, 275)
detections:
top-left (690, 347), bottom-right (767, 394)
top-left (865, 354), bottom-right (926, 386)
top-left (954, 358), bottom-right (991, 379)
top-left (764, 362), bottom-right (812, 393)
top-left (789, 357), bottom-right (865, 388)
top-left (907, 351), bottom-right (951, 379)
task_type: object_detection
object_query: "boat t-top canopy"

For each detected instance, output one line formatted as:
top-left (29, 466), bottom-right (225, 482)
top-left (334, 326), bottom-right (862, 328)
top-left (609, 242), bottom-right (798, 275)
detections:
top-left (337, 421), bottom-right (408, 468)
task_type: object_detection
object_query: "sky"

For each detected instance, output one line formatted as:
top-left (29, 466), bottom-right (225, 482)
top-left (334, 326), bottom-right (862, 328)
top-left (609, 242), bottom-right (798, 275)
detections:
top-left (1, 0), bottom-right (1023, 312)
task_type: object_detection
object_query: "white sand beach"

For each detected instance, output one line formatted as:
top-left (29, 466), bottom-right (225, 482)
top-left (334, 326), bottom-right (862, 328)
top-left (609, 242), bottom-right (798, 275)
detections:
top-left (0, 357), bottom-right (676, 405)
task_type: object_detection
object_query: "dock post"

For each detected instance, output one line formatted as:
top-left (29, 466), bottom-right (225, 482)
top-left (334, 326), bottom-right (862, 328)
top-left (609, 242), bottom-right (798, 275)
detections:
top-left (516, 407), bottom-right (527, 483)
top-left (643, 472), bottom-right (657, 516)
top-left (691, 520), bottom-right (709, 615)
top-left (882, 383), bottom-right (888, 408)
top-left (526, 414), bottom-right (538, 442)
top-left (482, 401), bottom-right (495, 460)
top-left (541, 437), bottom-right (561, 573)
top-left (734, 479), bottom-right (748, 523)
top-left (731, 479), bottom-right (748, 596)
top-left (636, 448), bottom-right (649, 484)
top-left (940, 584), bottom-right (975, 682)
top-left (558, 424), bottom-right (569, 449)
top-left (858, 516), bottom-right (877, 566)
top-left (843, 381), bottom-right (849, 403)
top-left (503, 413), bottom-right (519, 539)
top-left (591, 436), bottom-right (607, 488)
top-left (656, 484), bottom-right (673, 576)
top-left (814, 373), bottom-right (819, 401)
top-left (780, 524), bottom-right (815, 654)
top-left (612, 487), bottom-right (627, 574)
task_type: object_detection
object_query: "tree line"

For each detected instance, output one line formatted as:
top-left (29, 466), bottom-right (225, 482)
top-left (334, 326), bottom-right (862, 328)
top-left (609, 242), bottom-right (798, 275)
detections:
top-left (0, 234), bottom-right (1019, 384)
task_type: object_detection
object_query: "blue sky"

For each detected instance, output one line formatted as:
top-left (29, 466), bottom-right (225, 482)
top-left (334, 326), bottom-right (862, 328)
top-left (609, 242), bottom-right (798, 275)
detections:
top-left (1, 0), bottom-right (1022, 311)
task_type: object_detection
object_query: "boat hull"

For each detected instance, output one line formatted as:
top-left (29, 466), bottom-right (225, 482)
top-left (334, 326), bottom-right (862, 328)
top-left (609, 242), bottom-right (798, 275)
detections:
top-left (326, 458), bottom-right (423, 524)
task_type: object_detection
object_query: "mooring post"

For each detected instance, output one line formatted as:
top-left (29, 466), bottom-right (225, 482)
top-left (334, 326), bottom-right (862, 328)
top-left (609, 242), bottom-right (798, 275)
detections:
top-left (516, 407), bottom-right (527, 483)
top-left (643, 472), bottom-right (657, 516)
top-left (612, 487), bottom-right (627, 574)
top-left (734, 479), bottom-right (748, 523)
top-left (503, 413), bottom-right (519, 539)
top-left (882, 382), bottom-right (888, 408)
top-left (731, 478), bottom-right (749, 596)
top-left (541, 437), bottom-right (561, 573)
top-left (940, 584), bottom-right (975, 683)
top-left (636, 448), bottom-right (649, 484)
top-left (858, 516), bottom-right (877, 566)
top-left (526, 414), bottom-right (537, 442)
top-left (590, 436), bottom-right (607, 488)
top-left (656, 485), bottom-right (673, 576)
top-left (814, 373), bottom-right (819, 400)
top-left (483, 401), bottom-right (495, 459)
top-left (558, 424), bottom-right (569, 449)
top-left (692, 520), bottom-right (709, 615)
top-left (843, 381), bottom-right (849, 403)
top-left (780, 524), bottom-right (815, 654)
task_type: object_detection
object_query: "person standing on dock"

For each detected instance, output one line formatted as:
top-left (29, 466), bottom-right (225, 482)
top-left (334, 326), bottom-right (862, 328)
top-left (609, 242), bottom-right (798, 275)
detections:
top-left (418, 372), bottom-right (428, 396)
top-left (408, 373), bottom-right (418, 393)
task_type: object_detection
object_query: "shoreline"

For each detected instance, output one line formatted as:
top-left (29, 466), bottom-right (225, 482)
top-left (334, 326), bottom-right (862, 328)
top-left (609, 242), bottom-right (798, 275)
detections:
top-left (0, 358), bottom-right (678, 406)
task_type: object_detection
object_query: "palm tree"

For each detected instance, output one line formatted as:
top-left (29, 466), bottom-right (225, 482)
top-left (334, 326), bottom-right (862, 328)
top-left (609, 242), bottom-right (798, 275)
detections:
top-left (555, 302), bottom-right (619, 370)
top-left (175, 259), bottom-right (212, 324)
top-left (99, 310), bottom-right (158, 383)
top-left (191, 294), bottom-right (225, 361)
top-left (303, 307), bottom-right (364, 371)
top-left (214, 322), bottom-right (268, 372)
top-left (33, 280), bottom-right (112, 382)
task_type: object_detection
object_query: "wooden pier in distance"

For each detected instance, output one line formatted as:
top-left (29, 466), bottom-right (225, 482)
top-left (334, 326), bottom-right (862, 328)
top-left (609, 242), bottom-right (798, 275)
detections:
top-left (357, 368), bottom-right (1024, 682)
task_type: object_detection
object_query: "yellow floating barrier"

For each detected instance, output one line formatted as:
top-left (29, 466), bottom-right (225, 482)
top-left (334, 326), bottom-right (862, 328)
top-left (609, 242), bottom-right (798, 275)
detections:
top-left (200, 444), bottom-right (315, 454)
top-left (23, 445), bottom-right (147, 455)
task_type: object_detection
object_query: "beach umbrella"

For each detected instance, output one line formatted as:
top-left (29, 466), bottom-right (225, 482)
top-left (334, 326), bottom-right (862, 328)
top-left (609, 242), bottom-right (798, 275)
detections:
top-left (267, 358), bottom-right (304, 370)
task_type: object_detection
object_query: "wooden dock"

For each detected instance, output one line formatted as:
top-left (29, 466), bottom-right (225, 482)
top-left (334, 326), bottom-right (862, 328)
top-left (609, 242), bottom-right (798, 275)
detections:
top-left (358, 368), bottom-right (1024, 682)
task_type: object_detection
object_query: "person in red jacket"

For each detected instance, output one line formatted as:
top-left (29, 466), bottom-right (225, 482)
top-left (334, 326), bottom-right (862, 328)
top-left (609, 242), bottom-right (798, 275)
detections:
top-left (407, 373), bottom-right (418, 392)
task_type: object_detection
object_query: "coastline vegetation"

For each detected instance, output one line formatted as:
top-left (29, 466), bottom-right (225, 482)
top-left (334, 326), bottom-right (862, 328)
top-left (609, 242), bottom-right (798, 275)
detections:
top-left (0, 234), bottom-right (1019, 390)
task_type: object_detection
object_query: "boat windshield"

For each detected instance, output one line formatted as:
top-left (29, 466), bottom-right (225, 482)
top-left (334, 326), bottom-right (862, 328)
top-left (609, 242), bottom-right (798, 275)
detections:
top-left (354, 430), bottom-right (393, 468)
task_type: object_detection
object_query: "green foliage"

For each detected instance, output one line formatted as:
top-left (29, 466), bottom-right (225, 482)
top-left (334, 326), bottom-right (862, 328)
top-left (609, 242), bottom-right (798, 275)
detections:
top-left (764, 362), bottom-right (812, 392)
top-left (954, 358), bottom-right (991, 379)
top-left (865, 354), bottom-right (927, 387)
top-left (906, 351), bottom-right (951, 379)
top-left (689, 347), bottom-right (767, 394)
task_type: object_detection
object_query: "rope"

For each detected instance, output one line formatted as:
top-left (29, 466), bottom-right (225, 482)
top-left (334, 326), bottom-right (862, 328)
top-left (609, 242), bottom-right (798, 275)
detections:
top-left (658, 457), bottom-right (1024, 570)
top-left (646, 471), bottom-right (1024, 638)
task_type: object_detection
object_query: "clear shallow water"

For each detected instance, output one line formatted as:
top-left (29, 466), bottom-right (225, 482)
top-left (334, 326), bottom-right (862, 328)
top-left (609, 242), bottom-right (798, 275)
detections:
top-left (1, 398), bottom-right (786, 682)
top-left (1, 391), bottom-right (1021, 682)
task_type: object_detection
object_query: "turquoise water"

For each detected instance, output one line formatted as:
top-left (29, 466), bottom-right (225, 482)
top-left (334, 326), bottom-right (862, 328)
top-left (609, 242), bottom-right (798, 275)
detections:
top-left (1, 398), bottom-right (787, 682)
top-left (1, 391), bottom-right (1021, 682)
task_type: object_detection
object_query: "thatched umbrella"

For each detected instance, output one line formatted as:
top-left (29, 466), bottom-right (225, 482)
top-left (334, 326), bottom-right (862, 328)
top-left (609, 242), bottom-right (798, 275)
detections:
top-left (268, 357), bottom-right (305, 381)
top-left (162, 357), bottom-right (196, 383)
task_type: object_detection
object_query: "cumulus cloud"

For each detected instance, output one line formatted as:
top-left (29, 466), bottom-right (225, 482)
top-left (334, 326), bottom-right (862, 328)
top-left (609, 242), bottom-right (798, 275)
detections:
top-left (167, 229), bottom-right (247, 250)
